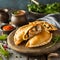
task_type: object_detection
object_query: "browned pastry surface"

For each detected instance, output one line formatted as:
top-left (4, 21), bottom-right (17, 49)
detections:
top-left (14, 21), bottom-right (42, 45)
top-left (26, 30), bottom-right (52, 47)
top-left (14, 20), bottom-right (58, 47)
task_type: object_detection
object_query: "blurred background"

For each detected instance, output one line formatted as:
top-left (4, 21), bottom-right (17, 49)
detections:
top-left (0, 0), bottom-right (60, 10)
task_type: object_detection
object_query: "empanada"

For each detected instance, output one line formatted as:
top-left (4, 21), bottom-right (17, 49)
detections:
top-left (29, 21), bottom-right (57, 31)
top-left (26, 30), bottom-right (52, 48)
top-left (14, 20), bottom-right (57, 46)
top-left (14, 22), bottom-right (42, 45)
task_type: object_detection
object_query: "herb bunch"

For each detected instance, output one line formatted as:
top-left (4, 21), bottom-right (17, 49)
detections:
top-left (27, 2), bottom-right (60, 14)
top-left (47, 35), bottom-right (60, 48)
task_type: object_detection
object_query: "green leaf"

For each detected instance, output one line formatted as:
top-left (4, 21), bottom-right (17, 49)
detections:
top-left (0, 57), bottom-right (2, 60)
top-left (0, 34), bottom-right (7, 40)
top-left (27, 2), bottom-right (60, 14)
top-left (0, 44), bottom-right (9, 58)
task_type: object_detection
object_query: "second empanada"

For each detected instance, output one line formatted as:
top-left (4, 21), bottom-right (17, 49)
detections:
top-left (26, 30), bottom-right (52, 48)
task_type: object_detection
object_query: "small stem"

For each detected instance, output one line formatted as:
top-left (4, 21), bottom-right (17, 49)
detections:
top-left (46, 36), bottom-right (60, 48)
top-left (31, 0), bottom-right (39, 5)
top-left (46, 41), bottom-right (56, 48)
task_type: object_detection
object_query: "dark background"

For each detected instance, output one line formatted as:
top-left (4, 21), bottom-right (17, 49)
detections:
top-left (0, 0), bottom-right (60, 10)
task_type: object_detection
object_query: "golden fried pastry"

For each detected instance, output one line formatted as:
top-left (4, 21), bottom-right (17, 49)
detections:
top-left (29, 20), bottom-right (57, 31)
top-left (26, 30), bottom-right (52, 48)
top-left (14, 22), bottom-right (42, 45)
top-left (14, 20), bottom-right (57, 46)
top-left (38, 21), bottom-right (57, 31)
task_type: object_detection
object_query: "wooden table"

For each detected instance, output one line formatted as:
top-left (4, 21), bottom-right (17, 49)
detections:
top-left (0, 11), bottom-right (60, 60)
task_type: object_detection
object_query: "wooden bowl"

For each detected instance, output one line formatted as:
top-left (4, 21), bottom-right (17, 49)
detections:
top-left (7, 29), bottom-right (60, 56)
top-left (29, 11), bottom-right (46, 18)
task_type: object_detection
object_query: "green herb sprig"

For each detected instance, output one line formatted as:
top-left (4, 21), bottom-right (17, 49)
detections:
top-left (27, 2), bottom-right (60, 14)
top-left (0, 56), bottom-right (2, 60)
top-left (47, 35), bottom-right (60, 48)
top-left (0, 34), bottom-right (7, 40)
top-left (0, 44), bottom-right (9, 58)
